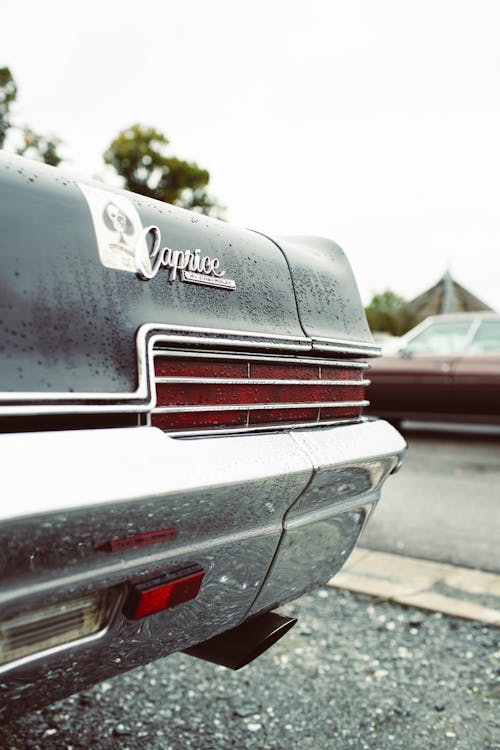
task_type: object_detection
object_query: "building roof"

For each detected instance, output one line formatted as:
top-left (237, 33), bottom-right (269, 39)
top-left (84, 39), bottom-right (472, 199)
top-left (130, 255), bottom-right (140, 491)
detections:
top-left (405, 272), bottom-right (494, 322)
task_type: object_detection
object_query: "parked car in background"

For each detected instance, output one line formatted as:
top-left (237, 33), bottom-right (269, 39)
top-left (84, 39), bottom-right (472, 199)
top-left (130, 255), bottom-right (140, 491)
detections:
top-left (0, 153), bottom-right (405, 719)
top-left (371, 331), bottom-right (401, 355)
top-left (367, 312), bottom-right (500, 427)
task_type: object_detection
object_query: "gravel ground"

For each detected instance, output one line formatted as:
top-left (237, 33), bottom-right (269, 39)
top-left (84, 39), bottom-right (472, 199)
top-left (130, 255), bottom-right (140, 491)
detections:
top-left (3, 588), bottom-right (499, 750)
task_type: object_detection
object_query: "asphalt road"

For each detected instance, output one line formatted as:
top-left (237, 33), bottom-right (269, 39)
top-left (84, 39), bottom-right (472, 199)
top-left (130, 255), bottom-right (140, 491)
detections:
top-left (3, 588), bottom-right (499, 750)
top-left (361, 426), bottom-right (500, 573)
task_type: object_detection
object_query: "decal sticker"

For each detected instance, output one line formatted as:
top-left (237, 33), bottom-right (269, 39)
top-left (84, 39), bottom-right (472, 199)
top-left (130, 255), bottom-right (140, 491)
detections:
top-left (78, 183), bottom-right (150, 274)
top-left (79, 184), bottom-right (235, 290)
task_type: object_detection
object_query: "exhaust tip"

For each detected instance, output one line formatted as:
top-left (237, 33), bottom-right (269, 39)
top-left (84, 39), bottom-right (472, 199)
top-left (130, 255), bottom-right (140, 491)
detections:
top-left (182, 611), bottom-right (296, 670)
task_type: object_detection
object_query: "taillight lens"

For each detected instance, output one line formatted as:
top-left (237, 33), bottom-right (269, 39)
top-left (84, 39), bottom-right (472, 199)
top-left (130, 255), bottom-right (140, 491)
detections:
top-left (151, 354), bottom-right (368, 433)
top-left (0, 590), bottom-right (119, 667)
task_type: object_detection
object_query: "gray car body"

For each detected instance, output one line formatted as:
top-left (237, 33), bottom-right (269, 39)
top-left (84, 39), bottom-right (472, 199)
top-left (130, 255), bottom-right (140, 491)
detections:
top-left (0, 153), bottom-right (405, 718)
top-left (0, 154), bottom-right (375, 399)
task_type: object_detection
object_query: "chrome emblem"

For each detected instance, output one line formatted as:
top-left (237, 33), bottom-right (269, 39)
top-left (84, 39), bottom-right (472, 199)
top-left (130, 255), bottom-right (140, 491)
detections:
top-left (79, 184), bottom-right (235, 290)
top-left (135, 225), bottom-right (236, 290)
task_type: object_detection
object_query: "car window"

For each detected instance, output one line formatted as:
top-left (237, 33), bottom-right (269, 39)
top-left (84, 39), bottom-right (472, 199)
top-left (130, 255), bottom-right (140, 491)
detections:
top-left (468, 320), bottom-right (500, 353)
top-left (403, 321), bottom-right (472, 355)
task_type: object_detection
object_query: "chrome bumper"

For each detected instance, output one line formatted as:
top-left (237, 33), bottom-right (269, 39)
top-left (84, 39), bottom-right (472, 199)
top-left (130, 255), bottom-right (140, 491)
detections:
top-left (0, 420), bottom-right (405, 717)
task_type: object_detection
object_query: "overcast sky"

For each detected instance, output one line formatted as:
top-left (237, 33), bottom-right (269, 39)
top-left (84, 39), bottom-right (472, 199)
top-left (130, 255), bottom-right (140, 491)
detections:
top-left (2, 0), bottom-right (499, 308)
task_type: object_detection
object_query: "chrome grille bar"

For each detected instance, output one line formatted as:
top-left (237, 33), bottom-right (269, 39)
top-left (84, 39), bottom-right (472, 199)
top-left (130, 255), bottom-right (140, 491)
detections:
top-left (153, 348), bottom-right (370, 369)
top-left (155, 378), bottom-right (370, 386)
top-left (153, 401), bottom-right (369, 414)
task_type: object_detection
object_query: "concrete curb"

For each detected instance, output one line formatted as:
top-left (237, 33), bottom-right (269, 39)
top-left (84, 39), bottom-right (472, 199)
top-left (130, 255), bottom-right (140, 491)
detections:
top-left (328, 548), bottom-right (500, 626)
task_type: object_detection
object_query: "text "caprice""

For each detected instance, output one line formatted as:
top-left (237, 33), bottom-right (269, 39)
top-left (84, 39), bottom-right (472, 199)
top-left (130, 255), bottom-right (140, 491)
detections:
top-left (134, 225), bottom-right (226, 283)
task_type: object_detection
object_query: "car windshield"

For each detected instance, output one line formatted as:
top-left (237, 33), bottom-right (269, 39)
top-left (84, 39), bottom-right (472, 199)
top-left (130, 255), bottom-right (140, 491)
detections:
top-left (403, 321), bottom-right (472, 355)
top-left (468, 320), bottom-right (500, 353)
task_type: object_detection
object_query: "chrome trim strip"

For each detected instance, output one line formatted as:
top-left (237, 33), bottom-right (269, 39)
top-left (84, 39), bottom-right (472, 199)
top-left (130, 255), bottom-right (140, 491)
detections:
top-left (147, 324), bottom-right (309, 345)
top-left (312, 336), bottom-right (381, 356)
top-left (155, 378), bottom-right (369, 386)
top-left (153, 334), bottom-right (309, 351)
top-left (0, 323), bottom-right (373, 416)
top-left (153, 349), bottom-right (370, 369)
top-left (285, 492), bottom-right (380, 529)
top-left (163, 417), bottom-right (362, 438)
top-left (0, 402), bottom-right (144, 417)
top-left (152, 400), bottom-right (369, 414)
top-left (0, 324), bottom-right (309, 414)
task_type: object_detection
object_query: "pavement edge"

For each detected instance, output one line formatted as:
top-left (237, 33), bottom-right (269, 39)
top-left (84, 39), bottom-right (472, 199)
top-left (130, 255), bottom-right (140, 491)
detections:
top-left (328, 548), bottom-right (500, 626)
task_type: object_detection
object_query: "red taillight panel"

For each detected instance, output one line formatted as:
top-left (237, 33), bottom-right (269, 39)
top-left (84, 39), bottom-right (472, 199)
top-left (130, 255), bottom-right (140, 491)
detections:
top-left (321, 366), bottom-right (363, 381)
top-left (156, 382), bottom-right (364, 406)
top-left (155, 358), bottom-right (247, 379)
top-left (151, 354), bottom-right (368, 433)
top-left (249, 407), bottom-right (318, 424)
top-left (321, 405), bottom-right (363, 419)
top-left (152, 410), bottom-right (247, 430)
top-left (250, 363), bottom-right (318, 380)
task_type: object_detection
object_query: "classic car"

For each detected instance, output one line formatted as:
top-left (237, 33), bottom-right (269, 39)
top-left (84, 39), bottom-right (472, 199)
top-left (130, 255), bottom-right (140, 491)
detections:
top-left (367, 312), bottom-right (500, 427)
top-left (0, 152), bottom-right (405, 719)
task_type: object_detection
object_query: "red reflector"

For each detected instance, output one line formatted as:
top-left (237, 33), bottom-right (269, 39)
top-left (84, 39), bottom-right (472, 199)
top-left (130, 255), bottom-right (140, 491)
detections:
top-left (96, 528), bottom-right (177, 553)
top-left (124, 564), bottom-right (204, 620)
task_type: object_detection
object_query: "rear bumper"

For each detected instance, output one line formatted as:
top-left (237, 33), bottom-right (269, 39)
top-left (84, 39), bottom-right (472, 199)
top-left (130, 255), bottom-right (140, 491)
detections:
top-left (0, 419), bottom-right (405, 717)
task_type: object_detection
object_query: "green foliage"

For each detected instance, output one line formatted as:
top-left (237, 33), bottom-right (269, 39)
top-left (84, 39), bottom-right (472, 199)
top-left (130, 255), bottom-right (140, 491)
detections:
top-left (0, 67), bottom-right (63, 166)
top-left (0, 67), bottom-right (17, 149)
top-left (2, 72), bottom-right (223, 212)
top-left (16, 127), bottom-right (62, 167)
top-left (104, 124), bottom-right (224, 217)
top-left (365, 289), bottom-right (416, 336)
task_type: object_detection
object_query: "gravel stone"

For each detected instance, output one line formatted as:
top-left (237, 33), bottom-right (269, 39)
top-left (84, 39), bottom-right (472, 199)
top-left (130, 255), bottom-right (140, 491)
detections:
top-left (2, 588), bottom-right (499, 749)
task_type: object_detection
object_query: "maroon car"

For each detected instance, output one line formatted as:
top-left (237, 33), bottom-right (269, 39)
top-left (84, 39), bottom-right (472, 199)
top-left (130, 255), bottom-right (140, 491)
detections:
top-left (367, 313), bottom-right (500, 427)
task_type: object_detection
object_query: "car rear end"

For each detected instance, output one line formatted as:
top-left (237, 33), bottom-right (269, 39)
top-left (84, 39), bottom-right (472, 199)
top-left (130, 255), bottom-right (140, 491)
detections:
top-left (0, 153), bottom-right (405, 718)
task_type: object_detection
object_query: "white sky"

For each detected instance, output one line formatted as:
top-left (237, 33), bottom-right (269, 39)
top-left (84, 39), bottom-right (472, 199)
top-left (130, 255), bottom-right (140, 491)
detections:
top-left (2, 0), bottom-right (500, 308)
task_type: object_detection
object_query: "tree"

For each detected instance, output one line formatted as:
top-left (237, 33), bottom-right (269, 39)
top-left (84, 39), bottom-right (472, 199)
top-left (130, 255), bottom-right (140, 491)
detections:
top-left (365, 289), bottom-right (416, 336)
top-left (104, 124), bottom-right (224, 217)
top-left (1, 71), bottom-right (222, 210)
top-left (0, 66), bottom-right (63, 166)
top-left (16, 127), bottom-right (63, 167)
top-left (0, 67), bottom-right (17, 149)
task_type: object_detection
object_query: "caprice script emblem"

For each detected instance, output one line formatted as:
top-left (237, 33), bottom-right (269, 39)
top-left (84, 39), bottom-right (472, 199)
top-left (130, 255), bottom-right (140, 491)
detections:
top-left (78, 183), bottom-right (235, 290)
top-left (134, 225), bottom-right (236, 290)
